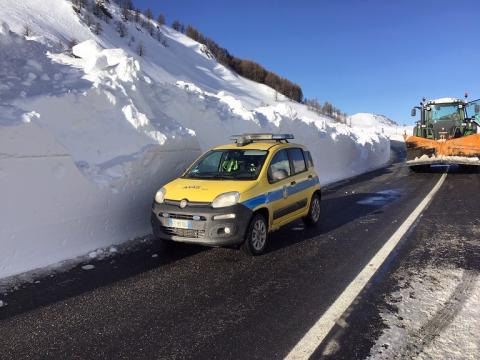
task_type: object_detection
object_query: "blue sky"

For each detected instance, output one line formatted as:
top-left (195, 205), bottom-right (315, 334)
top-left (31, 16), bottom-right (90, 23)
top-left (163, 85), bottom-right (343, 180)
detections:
top-left (135, 0), bottom-right (480, 124)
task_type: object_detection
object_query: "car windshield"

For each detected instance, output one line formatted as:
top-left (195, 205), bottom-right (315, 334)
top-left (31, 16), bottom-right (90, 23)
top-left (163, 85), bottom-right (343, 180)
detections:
top-left (426, 104), bottom-right (463, 122)
top-left (183, 149), bottom-right (268, 180)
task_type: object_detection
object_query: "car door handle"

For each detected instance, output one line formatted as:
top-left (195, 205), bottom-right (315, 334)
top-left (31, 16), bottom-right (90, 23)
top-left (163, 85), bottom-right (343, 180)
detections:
top-left (290, 181), bottom-right (296, 186)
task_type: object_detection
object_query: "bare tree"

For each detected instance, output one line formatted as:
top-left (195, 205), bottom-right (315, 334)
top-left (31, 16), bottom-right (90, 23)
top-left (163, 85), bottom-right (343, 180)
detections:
top-left (134, 8), bottom-right (140, 23)
top-left (136, 41), bottom-right (145, 56)
top-left (144, 8), bottom-right (154, 35)
top-left (116, 21), bottom-right (127, 38)
top-left (85, 13), bottom-right (93, 27)
top-left (121, 1), bottom-right (132, 21)
top-left (172, 20), bottom-right (181, 32)
top-left (128, 35), bottom-right (135, 47)
top-left (22, 24), bottom-right (32, 37)
top-left (157, 14), bottom-right (165, 26)
top-left (94, 22), bottom-right (103, 35)
top-left (67, 38), bottom-right (79, 56)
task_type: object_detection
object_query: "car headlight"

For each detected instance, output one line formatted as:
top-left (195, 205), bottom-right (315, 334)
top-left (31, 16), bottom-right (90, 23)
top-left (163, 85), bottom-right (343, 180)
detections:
top-left (155, 187), bottom-right (166, 203)
top-left (211, 192), bottom-right (240, 208)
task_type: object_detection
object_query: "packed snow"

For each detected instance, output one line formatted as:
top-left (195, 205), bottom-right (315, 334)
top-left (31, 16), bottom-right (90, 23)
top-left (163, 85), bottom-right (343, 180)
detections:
top-left (369, 267), bottom-right (480, 359)
top-left (0, 0), bottom-right (393, 279)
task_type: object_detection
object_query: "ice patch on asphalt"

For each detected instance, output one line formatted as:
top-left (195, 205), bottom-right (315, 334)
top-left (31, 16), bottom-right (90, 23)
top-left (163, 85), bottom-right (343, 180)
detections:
top-left (357, 190), bottom-right (401, 206)
top-left (368, 266), bottom-right (480, 359)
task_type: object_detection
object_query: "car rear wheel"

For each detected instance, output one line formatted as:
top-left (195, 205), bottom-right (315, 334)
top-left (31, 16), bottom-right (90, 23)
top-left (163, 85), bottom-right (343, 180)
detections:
top-left (304, 193), bottom-right (321, 226)
top-left (242, 213), bottom-right (268, 256)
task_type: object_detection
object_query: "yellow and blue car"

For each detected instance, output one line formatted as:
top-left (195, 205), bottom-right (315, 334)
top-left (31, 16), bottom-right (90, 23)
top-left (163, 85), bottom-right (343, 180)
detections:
top-left (151, 133), bottom-right (321, 255)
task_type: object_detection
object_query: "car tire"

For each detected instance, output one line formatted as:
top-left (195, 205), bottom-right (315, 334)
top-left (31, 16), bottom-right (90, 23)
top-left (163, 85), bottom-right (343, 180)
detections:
top-left (304, 193), bottom-right (321, 227)
top-left (242, 213), bottom-right (268, 256)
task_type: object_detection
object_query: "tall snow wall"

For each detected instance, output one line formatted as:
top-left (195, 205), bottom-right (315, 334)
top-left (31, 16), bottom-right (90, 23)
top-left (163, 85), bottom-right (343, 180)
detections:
top-left (0, 28), bottom-right (390, 279)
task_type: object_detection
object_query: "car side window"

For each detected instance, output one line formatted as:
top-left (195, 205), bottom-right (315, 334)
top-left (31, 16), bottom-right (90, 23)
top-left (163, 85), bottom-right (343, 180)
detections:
top-left (304, 150), bottom-right (314, 168)
top-left (268, 149), bottom-right (291, 182)
top-left (288, 148), bottom-right (307, 174)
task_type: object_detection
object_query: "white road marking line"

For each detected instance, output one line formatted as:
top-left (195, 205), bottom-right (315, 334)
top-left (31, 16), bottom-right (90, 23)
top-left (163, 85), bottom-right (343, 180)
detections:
top-left (285, 172), bottom-right (448, 360)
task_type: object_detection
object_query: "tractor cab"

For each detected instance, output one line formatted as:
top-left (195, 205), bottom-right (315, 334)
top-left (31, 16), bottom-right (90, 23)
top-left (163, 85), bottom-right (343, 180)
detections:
top-left (411, 98), bottom-right (478, 140)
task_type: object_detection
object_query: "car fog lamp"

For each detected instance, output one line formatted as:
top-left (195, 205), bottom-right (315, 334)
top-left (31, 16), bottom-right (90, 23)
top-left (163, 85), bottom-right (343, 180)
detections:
top-left (213, 214), bottom-right (236, 220)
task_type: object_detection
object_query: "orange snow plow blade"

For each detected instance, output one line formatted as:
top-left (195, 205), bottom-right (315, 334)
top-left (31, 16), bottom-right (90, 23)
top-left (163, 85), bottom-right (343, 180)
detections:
top-left (405, 134), bottom-right (480, 166)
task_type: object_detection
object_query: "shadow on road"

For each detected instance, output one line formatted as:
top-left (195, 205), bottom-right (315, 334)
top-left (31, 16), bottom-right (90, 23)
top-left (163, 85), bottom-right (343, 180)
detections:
top-left (0, 238), bottom-right (206, 321)
top-left (268, 190), bottom-right (402, 253)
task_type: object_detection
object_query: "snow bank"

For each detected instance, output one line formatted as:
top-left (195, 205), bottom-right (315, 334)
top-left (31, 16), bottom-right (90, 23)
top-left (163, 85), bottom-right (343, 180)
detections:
top-left (1, 0), bottom-right (390, 279)
top-left (0, 27), bottom-right (200, 279)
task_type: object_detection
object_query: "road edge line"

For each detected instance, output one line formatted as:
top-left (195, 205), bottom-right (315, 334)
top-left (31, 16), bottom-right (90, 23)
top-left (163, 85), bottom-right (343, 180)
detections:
top-left (285, 172), bottom-right (448, 360)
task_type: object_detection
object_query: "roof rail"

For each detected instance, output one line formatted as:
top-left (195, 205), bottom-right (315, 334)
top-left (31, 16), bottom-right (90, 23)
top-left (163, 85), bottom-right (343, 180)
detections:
top-left (230, 133), bottom-right (294, 146)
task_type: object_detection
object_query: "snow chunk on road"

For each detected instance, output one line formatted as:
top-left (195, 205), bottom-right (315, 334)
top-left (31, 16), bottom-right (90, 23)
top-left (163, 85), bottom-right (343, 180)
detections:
top-left (21, 111), bottom-right (40, 123)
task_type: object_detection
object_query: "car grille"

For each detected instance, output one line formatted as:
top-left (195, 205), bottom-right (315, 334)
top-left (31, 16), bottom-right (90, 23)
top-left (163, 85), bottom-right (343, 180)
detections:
top-left (160, 226), bottom-right (205, 238)
top-left (164, 199), bottom-right (210, 207)
top-left (162, 213), bottom-right (207, 221)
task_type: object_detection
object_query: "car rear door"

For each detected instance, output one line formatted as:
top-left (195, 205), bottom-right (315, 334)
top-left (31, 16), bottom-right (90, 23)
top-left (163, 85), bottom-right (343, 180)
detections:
top-left (282, 148), bottom-right (311, 221)
top-left (268, 148), bottom-right (311, 227)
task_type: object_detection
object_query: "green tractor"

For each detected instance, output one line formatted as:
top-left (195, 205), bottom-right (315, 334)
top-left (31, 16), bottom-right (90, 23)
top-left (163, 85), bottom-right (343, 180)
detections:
top-left (406, 96), bottom-right (480, 170)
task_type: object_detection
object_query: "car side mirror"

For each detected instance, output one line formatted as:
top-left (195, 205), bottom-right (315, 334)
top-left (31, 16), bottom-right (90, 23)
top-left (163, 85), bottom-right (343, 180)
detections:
top-left (411, 108), bottom-right (416, 117)
top-left (271, 169), bottom-right (288, 182)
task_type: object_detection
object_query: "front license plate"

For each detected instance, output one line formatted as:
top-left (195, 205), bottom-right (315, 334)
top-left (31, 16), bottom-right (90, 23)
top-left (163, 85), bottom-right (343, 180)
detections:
top-left (168, 218), bottom-right (192, 229)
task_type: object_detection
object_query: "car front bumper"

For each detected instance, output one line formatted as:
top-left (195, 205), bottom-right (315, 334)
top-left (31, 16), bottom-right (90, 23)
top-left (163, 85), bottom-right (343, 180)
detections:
top-left (151, 201), bottom-right (253, 247)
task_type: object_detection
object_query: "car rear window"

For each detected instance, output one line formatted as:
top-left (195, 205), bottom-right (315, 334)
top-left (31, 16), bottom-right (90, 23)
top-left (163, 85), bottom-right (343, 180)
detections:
top-left (288, 148), bottom-right (307, 174)
top-left (304, 151), bottom-right (314, 168)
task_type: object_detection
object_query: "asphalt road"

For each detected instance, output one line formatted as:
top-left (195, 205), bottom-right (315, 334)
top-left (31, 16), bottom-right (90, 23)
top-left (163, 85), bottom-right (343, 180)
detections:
top-left (0, 142), bottom-right (477, 359)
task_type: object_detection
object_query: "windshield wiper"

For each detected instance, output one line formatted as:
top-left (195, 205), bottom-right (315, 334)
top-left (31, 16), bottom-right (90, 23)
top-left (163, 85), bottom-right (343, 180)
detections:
top-left (214, 173), bottom-right (237, 179)
top-left (186, 173), bottom-right (217, 179)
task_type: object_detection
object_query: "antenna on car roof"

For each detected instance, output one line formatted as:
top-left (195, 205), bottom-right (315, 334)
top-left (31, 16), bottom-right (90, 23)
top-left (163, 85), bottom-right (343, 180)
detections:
top-left (230, 133), bottom-right (294, 146)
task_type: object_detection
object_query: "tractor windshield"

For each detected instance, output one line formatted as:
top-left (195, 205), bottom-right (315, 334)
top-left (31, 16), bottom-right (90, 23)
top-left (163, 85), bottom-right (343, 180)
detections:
top-left (466, 99), bottom-right (480, 120)
top-left (426, 104), bottom-right (463, 122)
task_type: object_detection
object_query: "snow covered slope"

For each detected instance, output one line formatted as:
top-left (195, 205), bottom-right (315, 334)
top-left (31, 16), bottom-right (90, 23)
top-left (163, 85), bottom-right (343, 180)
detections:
top-left (0, 0), bottom-right (390, 279)
top-left (349, 113), bottom-right (413, 141)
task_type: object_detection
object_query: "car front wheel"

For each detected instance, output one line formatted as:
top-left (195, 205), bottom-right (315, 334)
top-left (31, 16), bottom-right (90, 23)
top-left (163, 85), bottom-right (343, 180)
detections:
top-left (242, 213), bottom-right (268, 256)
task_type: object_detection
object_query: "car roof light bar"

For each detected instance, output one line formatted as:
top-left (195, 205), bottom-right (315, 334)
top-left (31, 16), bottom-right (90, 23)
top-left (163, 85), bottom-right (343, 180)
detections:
top-left (230, 133), bottom-right (294, 146)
